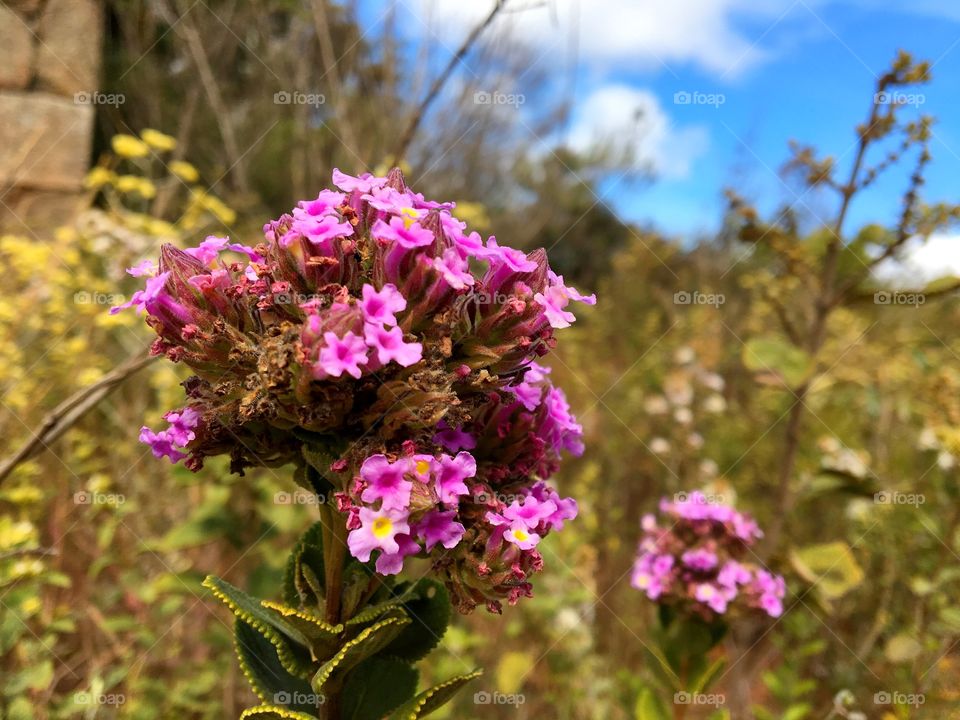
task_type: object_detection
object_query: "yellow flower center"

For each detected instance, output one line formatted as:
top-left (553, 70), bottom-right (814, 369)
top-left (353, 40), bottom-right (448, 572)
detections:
top-left (372, 517), bottom-right (393, 539)
top-left (513, 528), bottom-right (529, 542)
top-left (415, 460), bottom-right (431, 476)
top-left (400, 207), bottom-right (419, 229)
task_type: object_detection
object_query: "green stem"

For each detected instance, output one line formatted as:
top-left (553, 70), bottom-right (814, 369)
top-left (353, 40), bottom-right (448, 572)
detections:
top-left (319, 503), bottom-right (347, 719)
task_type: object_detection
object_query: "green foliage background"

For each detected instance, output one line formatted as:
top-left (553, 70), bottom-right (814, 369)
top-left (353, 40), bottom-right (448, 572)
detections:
top-left (2, 3), bottom-right (960, 719)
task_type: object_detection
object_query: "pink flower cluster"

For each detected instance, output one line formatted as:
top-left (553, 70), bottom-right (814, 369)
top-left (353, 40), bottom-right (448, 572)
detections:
top-left (631, 492), bottom-right (786, 619)
top-left (340, 357), bottom-right (582, 611)
top-left (117, 168), bottom-right (592, 612)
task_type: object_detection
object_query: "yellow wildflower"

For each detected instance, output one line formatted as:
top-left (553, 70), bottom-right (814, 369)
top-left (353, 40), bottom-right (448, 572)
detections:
top-left (140, 128), bottom-right (177, 152)
top-left (111, 134), bottom-right (150, 159)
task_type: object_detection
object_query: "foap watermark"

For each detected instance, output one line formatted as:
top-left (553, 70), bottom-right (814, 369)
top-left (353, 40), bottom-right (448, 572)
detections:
top-left (275, 490), bottom-right (327, 506)
top-left (74, 692), bottom-right (126, 707)
top-left (74, 291), bottom-right (126, 306)
top-left (674, 90), bottom-right (725, 108)
top-left (874, 490), bottom-right (925, 507)
top-left (74, 491), bottom-right (125, 507)
top-left (473, 691), bottom-right (525, 706)
top-left (274, 691), bottom-right (325, 706)
top-left (674, 691), bottom-right (725, 707)
top-left (274, 90), bottom-right (326, 107)
top-left (74, 91), bottom-right (125, 107)
top-left (472, 490), bottom-right (525, 505)
top-left (674, 290), bottom-right (725, 307)
top-left (674, 491), bottom-right (727, 506)
top-left (874, 290), bottom-right (925, 307)
top-left (273, 291), bottom-right (322, 306)
top-left (465, 289), bottom-right (519, 305)
top-left (473, 91), bottom-right (525, 108)
top-left (874, 691), bottom-right (925, 708)
top-left (874, 91), bottom-right (926, 107)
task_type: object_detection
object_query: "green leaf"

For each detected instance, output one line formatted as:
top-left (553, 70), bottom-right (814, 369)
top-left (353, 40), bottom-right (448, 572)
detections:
top-left (311, 616), bottom-right (410, 694)
top-left (381, 579), bottom-right (451, 662)
top-left (634, 687), bottom-right (670, 720)
top-left (390, 670), bottom-right (483, 720)
top-left (260, 600), bottom-right (344, 659)
top-left (342, 656), bottom-right (418, 720)
top-left (205, 576), bottom-right (315, 677)
top-left (205, 576), bottom-right (315, 647)
top-left (283, 522), bottom-right (326, 608)
top-left (239, 706), bottom-right (319, 720)
top-left (234, 619), bottom-right (316, 713)
top-left (641, 644), bottom-right (682, 690)
top-left (345, 597), bottom-right (407, 627)
top-left (789, 542), bottom-right (864, 599)
top-left (742, 336), bottom-right (814, 388)
top-left (689, 656), bottom-right (726, 694)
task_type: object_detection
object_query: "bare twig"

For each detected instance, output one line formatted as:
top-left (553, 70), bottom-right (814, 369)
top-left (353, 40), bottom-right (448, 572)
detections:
top-left (0, 349), bottom-right (156, 485)
top-left (311, 0), bottom-right (362, 161)
top-left (389, 0), bottom-right (505, 164)
top-left (161, 0), bottom-right (251, 194)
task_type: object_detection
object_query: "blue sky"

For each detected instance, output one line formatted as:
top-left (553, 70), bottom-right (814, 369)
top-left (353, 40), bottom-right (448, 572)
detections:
top-left (369, 1), bottom-right (960, 246)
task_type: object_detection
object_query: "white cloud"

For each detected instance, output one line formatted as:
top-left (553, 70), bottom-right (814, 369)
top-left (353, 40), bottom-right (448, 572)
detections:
top-left (410, 0), bottom-right (792, 76)
top-left (873, 233), bottom-right (960, 285)
top-left (565, 84), bottom-right (709, 179)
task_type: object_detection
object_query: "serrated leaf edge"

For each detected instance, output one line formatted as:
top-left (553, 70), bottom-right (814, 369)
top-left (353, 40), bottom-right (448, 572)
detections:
top-left (261, 600), bottom-right (344, 634)
top-left (392, 669), bottom-right (484, 720)
top-left (239, 705), bottom-right (318, 720)
top-left (312, 616), bottom-right (411, 691)
top-left (206, 576), bottom-right (313, 679)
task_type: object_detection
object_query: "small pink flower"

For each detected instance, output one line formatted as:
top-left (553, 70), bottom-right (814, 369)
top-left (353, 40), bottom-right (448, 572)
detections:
top-left (359, 283), bottom-right (406, 327)
top-left (163, 407), bottom-right (201, 446)
top-left (318, 331), bottom-right (368, 379)
top-left (347, 507), bottom-right (411, 561)
top-left (371, 216), bottom-right (434, 249)
top-left (363, 324), bottom-right (422, 367)
top-left (293, 189), bottom-right (346, 218)
top-left (434, 452), bottom-right (476, 505)
top-left (127, 259), bottom-right (157, 277)
top-left (485, 237), bottom-right (537, 273)
top-left (502, 496), bottom-right (557, 529)
top-left (291, 214), bottom-right (354, 249)
top-left (695, 583), bottom-right (730, 613)
top-left (430, 248), bottom-right (475, 289)
top-left (139, 427), bottom-right (186, 463)
top-left (359, 454), bottom-right (413, 512)
top-left (374, 534), bottom-right (420, 575)
top-left (110, 272), bottom-right (171, 315)
top-left (331, 168), bottom-right (388, 194)
top-left (416, 509), bottom-right (466, 551)
top-left (503, 523), bottom-right (540, 550)
top-left (184, 236), bottom-right (229, 265)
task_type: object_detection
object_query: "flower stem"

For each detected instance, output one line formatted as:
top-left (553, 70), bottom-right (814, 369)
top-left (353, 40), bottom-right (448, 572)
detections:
top-left (319, 503), bottom-right (347, 719)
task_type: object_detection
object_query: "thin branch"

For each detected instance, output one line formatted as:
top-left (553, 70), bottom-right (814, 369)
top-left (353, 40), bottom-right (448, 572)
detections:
top-left (389, 0), bottom-right (505, 164)
top-left (0, 349), bottom-right (157, 485)
top-left (311, 0), bottom-right (362, 162)
top-left (162, 0), bottom-right (251, 194)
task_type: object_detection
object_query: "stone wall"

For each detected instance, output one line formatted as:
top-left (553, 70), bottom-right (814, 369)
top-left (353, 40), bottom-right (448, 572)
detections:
top-left (0, 0), bottom-right (102, 233)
